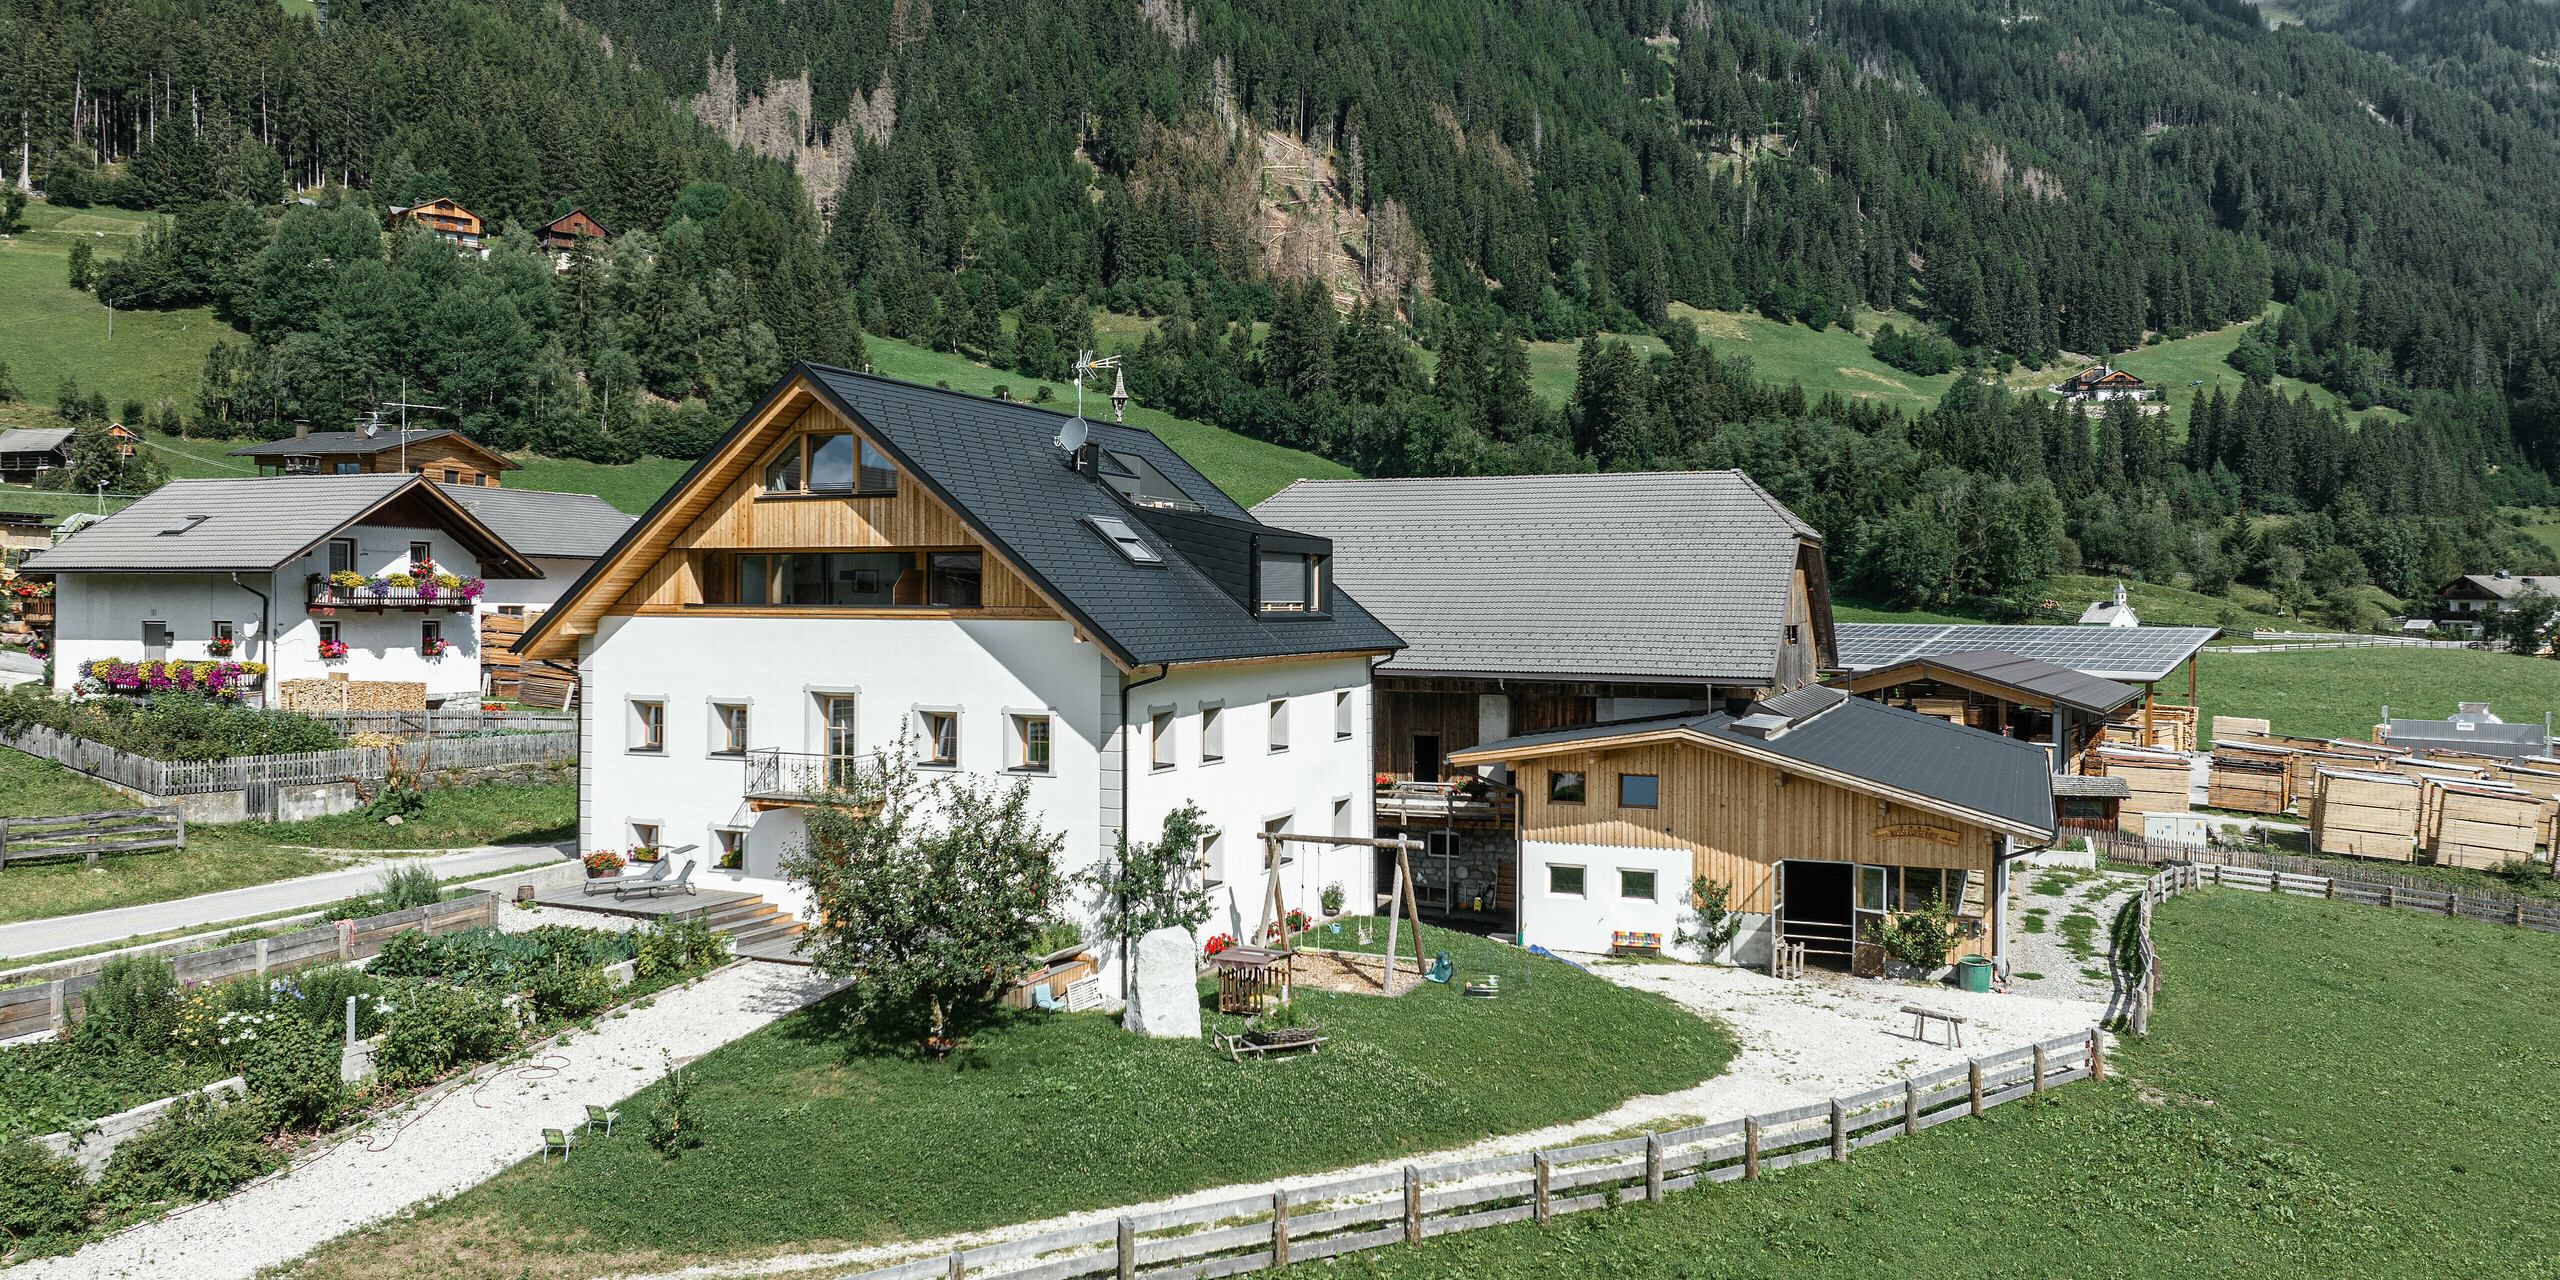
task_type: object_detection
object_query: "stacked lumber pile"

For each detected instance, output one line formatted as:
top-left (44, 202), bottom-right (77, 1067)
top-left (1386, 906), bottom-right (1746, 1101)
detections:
top-left (2206, 739), bottom-right (2291, 814)
top-left (2103, 704), bottom-right (2197, 752)
top-left (2426, 779), bottom-right (2542, 870)
top-left (277, 678), bottom-right (427, 713)
top-left (2088, 745), bottom-right (2192, 833)
top-left (1904, 696), bottom-right (1968, 724)
top-left (480, 613), bottom-right (526, 699)
top-left (514, 659), bottom-right (579, 709)
top-left (2491, 762), bottom-right (2560, 840)
top-left (2311, 769), bottom-right (2420, 860)
top-left (2211, 716), bottom-right (2272, 739)
top-left (2386, 759), bottom-right (2487, 838)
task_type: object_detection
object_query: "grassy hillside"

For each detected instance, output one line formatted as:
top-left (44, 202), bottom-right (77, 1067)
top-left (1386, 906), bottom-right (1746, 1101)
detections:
top-left (0, 201), bottom-right (247, 415)
top-left (2197, 646), bottom-right (2560, 740)
top-left (1833, 574), bottom-right (2352, 634)
top-left (1329, 889), bottom-right (2560, 1278)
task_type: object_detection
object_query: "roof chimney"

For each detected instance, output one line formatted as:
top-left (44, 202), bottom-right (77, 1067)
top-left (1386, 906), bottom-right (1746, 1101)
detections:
top-left (295, 420), bottom-right (310, 442)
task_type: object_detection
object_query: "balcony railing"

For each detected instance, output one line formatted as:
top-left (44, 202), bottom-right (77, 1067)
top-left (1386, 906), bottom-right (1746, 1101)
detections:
top-left (744, 748), bottom-right (890, 808)
top-left (307, 581), bottom-right (479, 613)
top-left (1375, 781), bottom-right (1517, 827)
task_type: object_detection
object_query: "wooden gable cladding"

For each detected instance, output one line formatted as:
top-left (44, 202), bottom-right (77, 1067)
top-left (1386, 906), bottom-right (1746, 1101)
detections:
top-left (1518, 739), bottom-right (1997, 916)
top-left (594, 391), bottom-right (1058, 619)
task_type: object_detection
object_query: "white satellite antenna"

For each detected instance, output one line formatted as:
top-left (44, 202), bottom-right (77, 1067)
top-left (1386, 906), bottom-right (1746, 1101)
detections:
top-left (1055, 416), bottom-right (1090, 453)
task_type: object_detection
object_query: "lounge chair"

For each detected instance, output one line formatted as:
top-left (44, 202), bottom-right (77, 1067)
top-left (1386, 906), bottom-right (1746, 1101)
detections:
top-left (1032, 981), bottom-right (1065, 1011)
top-left (585, 1104), bottom-right (620, 1137)
top-left (585, 855), bottom-right (670, 897)
top-left (619, 858), bottom-right (696, 899)
top-left (541, 1127), bottom-right (574, 1163)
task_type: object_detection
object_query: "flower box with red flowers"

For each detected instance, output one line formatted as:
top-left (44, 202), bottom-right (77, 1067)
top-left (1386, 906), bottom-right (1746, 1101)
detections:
top-left (582, 849), bottom-right (627, 878)
top-left (1201, 932), bottom-right (1238, 956)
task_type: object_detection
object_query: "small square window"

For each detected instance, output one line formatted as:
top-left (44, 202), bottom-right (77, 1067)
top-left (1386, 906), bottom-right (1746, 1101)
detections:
top-left (1263, 815), bottom-right (1293, 868)
top-left (419, 619), bottom-right (442, 655)
top-left (632, 822), bottom-right (659, 854)
top-left (713, 704), bottom-right (749, 756)
top-left (714, 829), bottom-right (745, 870)
top-left (632, 700), bottom-right (665, 753)
top-left (1334, 690), bottom-right (1353, 740)
top-left (1201, 706), bottom-right (1224, 763)
top-left (443, 469), bottom-right (459, 484)
top-left (1548, 770), bottom-right (1586, 804)
top-left (1621, 869), bottom-right (1657, 900)
top-left (1200, 832), bottom-right (1226, 887)
top-left (327, 538), bottom-right (357, 575)
top-left (924, 711), bottom-right (959, 765)
top-left (1014, 715), bottom-right (1051, 772)
top-left (409, 541), bottom-right (432, 568)
top-left (1549, 865), bottom-right (1586, 896)
top-left (1150, 710), bottom-right (1175, 771)
top-left (315, 620), bottom-right (340, 646)
top-left (1619, 774), bottom-right (1659, 808)
top-left (1785, 624), bottom-right (1803, 645)
top-left (211, 620), bottom-right (235, 644)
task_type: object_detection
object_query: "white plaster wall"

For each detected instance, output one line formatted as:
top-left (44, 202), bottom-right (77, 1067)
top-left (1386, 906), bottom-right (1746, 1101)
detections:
top-left (1121, 657), bottom-right (1376, 949)
top-left (51, 522), bottom-right (491, 703)
top-left (577, 615), bottom-right (1378, 985)
top-left (472, 556), bottom-right (586, 614)
top-left (1518, 839), bottom-right (1692, 955)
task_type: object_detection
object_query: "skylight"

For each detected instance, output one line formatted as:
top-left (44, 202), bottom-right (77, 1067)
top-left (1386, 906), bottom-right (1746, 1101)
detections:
top-left (159, 515), bottom-right (209, 536)
top-left (1086, 515), bottom-right (1162, 565)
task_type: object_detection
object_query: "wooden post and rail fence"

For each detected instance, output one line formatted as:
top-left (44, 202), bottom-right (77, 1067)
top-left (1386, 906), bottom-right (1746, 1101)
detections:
top-left (842, 1028), bottom-right (2108, 1280)
top-left (0, 807), bottom-right (182, 870)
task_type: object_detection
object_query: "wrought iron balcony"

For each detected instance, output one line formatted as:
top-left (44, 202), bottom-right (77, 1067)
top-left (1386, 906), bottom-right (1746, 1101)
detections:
top-left (306, 580), bottom-right (480, 614)
top-left (743, 748), bottom-right (890, 809)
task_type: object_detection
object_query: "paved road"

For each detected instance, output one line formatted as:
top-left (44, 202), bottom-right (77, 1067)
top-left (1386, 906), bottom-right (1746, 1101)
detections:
top-left (0, 843), bottom-right (573, 959)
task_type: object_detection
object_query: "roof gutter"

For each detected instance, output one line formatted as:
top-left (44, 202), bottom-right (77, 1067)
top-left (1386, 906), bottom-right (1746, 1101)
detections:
top-left (1115, 662), bottom-right (1172, 998)
top-left (230, 572), bottom-right (271, 673)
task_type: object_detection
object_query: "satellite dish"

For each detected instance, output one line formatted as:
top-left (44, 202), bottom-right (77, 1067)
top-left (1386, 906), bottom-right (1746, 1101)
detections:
top-left (1056, 417), bottom-right (1090, 452)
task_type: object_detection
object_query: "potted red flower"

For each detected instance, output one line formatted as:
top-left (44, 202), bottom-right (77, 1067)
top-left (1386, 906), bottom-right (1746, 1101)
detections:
top-left (1201, 932), bottom-right (1238, 956)
top-left (318, 639), bottom-right (350, 660)
top-left (582, 849), bottom-right (627, 878)
top-left (206, 635), bottom-right (235, 656)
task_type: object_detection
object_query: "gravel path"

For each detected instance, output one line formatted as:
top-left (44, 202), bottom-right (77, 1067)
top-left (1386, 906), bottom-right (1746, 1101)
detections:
top-left (581, 960), bottom-right (2107, 1280)
top-left (21, 961), bottom-right (849, 1280)
top-left (2006, 865), bottom-right (2146, 1006)
top-left (0, 843), bottom-right (575, 959)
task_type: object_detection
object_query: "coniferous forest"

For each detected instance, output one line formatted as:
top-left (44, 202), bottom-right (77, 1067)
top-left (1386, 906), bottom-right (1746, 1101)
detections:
top-left (5, 0), bottom-right (2560, 617)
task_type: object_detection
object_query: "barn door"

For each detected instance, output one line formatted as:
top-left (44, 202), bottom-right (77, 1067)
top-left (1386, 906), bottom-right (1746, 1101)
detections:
top-left (1851, 864), bottom-right (1890, 978)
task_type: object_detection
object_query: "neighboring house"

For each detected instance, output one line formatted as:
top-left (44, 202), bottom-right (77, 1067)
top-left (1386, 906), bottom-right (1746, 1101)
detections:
top-left (2077, 580), bottom-right (2140, 627)
top-left (0, 511), bottom-right (57, 553)
top-left (1845, 648), bottom-right (2142, 776)
top-left (0, 428), bottom-right (73, 485)
top-left (1251, 472), bottom-right (1834, 934)
top-left (28, 475), bottom-right (540, 705)
top-left (431, 484), bottom-right (635, 617)
top-left (2435, 571), bottom-right (2560, 635)
top-left (230, 426), bottom-right (518, 488)
top-left (2052, 364), bottom-right (2150, 402)
top-left (538, 208), bottom-right (610, 257)
top-left (387, 197), bottom-right (485, 251)
top-left (513, 366), bottom-right (1402, 972)
top-left (1449, 685), bottom-right (2054, 971)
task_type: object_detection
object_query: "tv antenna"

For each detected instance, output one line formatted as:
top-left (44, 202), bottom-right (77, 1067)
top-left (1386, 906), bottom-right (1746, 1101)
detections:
top-left (377, 377), bottom-right (447, 475)
top-left (1075, 352), bottom-right (1127, 424)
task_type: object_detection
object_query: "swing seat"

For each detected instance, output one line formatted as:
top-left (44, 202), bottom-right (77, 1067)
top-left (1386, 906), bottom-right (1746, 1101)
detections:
top-left (1424, 950), bottom-right (1455, 983)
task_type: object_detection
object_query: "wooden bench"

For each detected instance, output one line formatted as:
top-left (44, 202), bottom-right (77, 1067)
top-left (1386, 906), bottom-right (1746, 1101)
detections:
top-left (1901, 1005), bottom-right (1969, 1048)
top-left (1611, 931), bottom-right (1663, 956)
top-left (1209, 1029), bottom-right (1328, 1063)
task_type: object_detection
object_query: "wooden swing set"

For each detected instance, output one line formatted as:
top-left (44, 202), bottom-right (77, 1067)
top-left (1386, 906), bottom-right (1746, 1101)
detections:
top-left (1214, 830), bottom-right (1434, 1004)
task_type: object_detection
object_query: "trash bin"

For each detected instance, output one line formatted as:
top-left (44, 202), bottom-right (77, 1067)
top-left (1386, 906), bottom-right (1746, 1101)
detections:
top-left (1956, 954), bottom-right (1994, 993)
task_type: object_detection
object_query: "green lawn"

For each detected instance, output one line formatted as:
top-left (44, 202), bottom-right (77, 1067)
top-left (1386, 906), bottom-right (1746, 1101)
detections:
top-left (505, 454), bottom-right (695, 514)
top-left (2105, 304), bottom-right (2400, 424)
top-left (190, 780), bottom-right (576, 854)
top-left (2194, 646), bottom-right (2560, 741)
top-left (1831, 575), bottom-right (2306, 633)
top-left (0, 841), bottom-right (346, 929)
top-left (288, 921), bottom-right (1733, 1279)
top-left (0, 745), bottom-right (132, 817)
top-left (1318, 889), bottom-right (2560, 1279)
top-left (0, 200), bottom-right (249, 416)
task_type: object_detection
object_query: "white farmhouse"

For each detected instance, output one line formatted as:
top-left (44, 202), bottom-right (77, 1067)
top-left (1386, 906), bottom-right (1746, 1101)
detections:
top-left (514, 366), bottom-right (1403, 982)
top-left (29, 475), bottom-right (541, 704)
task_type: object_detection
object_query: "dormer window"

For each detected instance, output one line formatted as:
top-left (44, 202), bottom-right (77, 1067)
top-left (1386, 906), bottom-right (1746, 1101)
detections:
top-left (764, 433), bottom-right (897, 496)
top-left (1256, 551), bottom-right (1328, 616)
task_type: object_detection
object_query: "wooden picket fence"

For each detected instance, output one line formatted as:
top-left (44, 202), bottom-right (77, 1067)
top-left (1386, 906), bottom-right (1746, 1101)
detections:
top-left (0, 807), bottom-right (182, 870)
top-left (0, 724), bottom-right (573, 797)
top-left (840, 1029), bottom-right (2106, 1280)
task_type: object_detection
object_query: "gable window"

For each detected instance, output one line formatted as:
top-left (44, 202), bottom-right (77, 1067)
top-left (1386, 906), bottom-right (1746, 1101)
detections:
top-left (1619, 774), bottom-right (1660, 809)
top-left (920, 711), bottom-right (959, 766)
top-left (1151, 710), bottom-right (1175, 771)
top-left (762, 434), bottom-right (898, 496)
top-left (1785, 624), bottom-right (1802, 645)
top-left (1013, 715), bottom-right (1052, 773)
top-left (1200, 705), bottom-right (1224, 764)
top-left (409, 541), bottom-right (432, 569)
top-left (443, 469), bottom-right (459, 484)
top-left (327, 538), bottom-right (357, 575)
top-left (928, 553), bottom-right (982, 607)
top-left (1548, 770), bottom-right (1587, 805)
top-left (1267, 699), bottom-right (1289, 753)
top-left (724, 551), bottom-right (983, 609)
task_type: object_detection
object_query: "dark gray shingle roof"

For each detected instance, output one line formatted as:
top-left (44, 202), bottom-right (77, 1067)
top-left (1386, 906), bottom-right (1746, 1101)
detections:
top-left (1250, 472), bottom-right (1818, 682)
top-left (435, 484), bottom-right (633, 559)
top-left (22, 475), bottom-right (538, 575)
top-left (1866, 649), bottom-right (2142, 715)
top-left (1458, 696), bottom-right (2055, 836)
top-left (799, 368), bottom-right (1404, 667)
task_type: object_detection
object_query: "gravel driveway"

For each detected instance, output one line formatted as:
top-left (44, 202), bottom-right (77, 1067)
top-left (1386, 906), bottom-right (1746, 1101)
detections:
top-left (2006, 865), bottom-right (2146, 1006)
top-left (22, 962), bottom-right (848, 1280)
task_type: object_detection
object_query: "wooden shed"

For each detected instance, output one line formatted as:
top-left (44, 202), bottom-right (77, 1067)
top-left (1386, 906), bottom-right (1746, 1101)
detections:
top-left (1848, 648), bottom-right (2142, 774)
top-left (2427, 780), bottom-right (2542, 870)
top-left (2311, 769), bottom-right (2420, 860)
top-left (2087, 745), bottom-right (2191, 833)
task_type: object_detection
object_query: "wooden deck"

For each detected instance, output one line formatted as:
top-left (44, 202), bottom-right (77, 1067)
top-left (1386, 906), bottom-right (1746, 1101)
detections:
top-left (531, 887), bottom-right (756, 918)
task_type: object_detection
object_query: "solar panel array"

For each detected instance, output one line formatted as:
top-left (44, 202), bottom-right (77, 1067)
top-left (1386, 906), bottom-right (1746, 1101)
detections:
top-left (1833, 622), bottom-right (2221, 682)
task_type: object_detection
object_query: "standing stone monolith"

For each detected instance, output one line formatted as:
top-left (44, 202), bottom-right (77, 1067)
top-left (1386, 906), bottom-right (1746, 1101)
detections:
top-left (1123, 925), bottom-right (1202, 1039)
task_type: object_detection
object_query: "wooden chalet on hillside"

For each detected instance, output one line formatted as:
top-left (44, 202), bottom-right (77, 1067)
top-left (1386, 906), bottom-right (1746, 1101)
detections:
top-left (538, 208), bottom-right (609, 251)
top-left (2434, 570), bottom-right (2560, 636)
top-left (2052, 363), bottom-right (2150, 402)
top-left (1255, 471), bottom-right (1835, 934)
top-left (387, 197), bottom-right (485, 251)
top-left (229, 424), bottom-right (518, 488)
